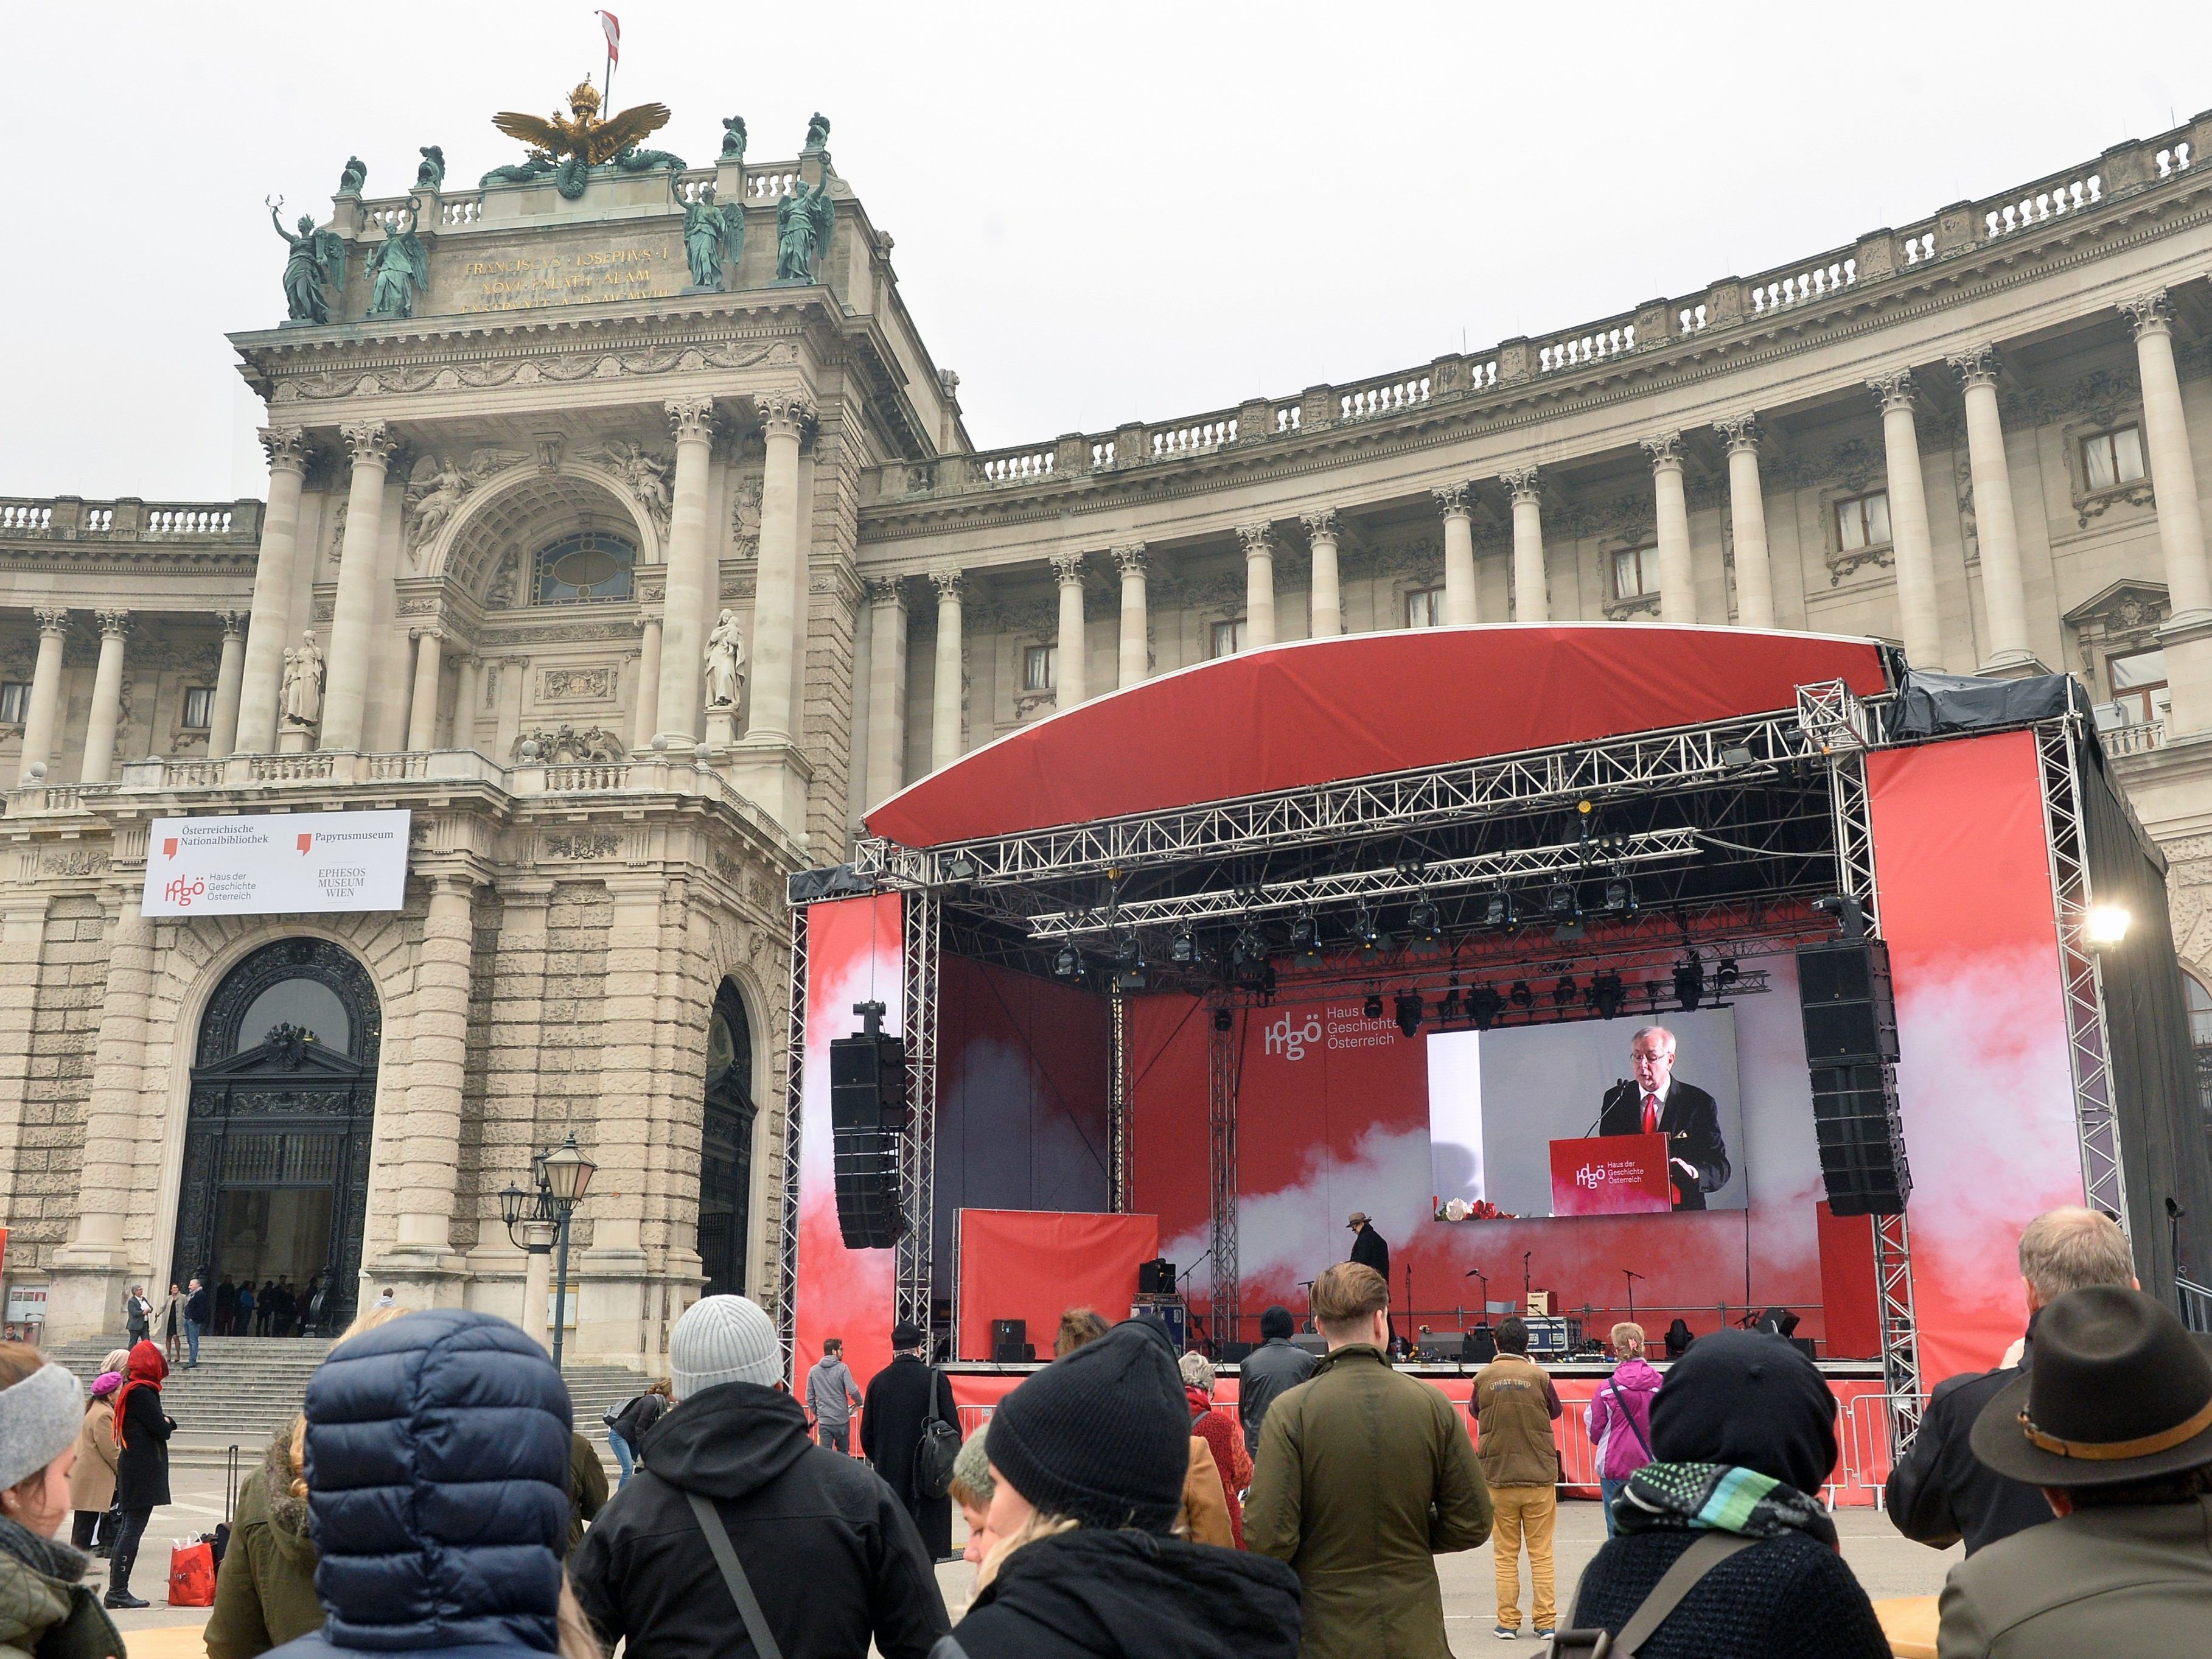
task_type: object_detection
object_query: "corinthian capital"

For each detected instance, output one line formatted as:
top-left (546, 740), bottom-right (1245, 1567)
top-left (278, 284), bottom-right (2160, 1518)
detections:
top-left (1111, 542), bottom-right (1148, 577)
top-left (758, 388), bottom-right (819, 436)
top-left (1432, 483), bottom-right (1472, 518)
top-left (218, 610), bottom-right (248, 640)
top-left (1501, 466), bottom-right (1541, 501)
top-left (1640, 431), bottom-right (1685, 470)
top-left (94, 609), bottom-right (131, 640)
top-left (2122, 289), bottom-right (2173, 339)
top-left (259, 427), bottom-right (310, 475)
top-left (1237, 523), bottom-right (1275, 559)
top-left (1298, 509), bottom-right (1339, 542)
top-left (1051, 552), bottom-right (1086, 586)
top-left (865, 576), bottom-right (906, 607)
top-left (1868, 370), bottom-right (1916, 414)
top-left (665, 397), bottom-right (717, 442)
top-left (1947, 344), bottom-right (2000, 390)
top-left (1714, 414), bottom-right (1760, 454)
top-left (32, 608), bottom-right (69, 638)
top-left (339, 420), bottom-right (395, 464)
top-left (930, 567), bottom-right (963, 601)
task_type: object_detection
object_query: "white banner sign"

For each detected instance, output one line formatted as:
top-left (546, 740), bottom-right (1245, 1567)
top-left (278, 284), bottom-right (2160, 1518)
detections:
top-left (141, 810), bottom-right (411, 916)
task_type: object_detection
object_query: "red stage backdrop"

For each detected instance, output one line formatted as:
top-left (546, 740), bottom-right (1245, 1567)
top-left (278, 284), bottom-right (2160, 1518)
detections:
top-left (955, 1209), bottom-right (1161, 1361)
top-left (792, 894), bottom-right (905, 1396)
top-left (1868, 731), bottom-right (2081, 1385)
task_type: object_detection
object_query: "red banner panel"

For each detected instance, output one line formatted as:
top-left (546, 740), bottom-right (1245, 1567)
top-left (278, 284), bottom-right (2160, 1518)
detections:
top-left (955, 1210), bottom-right (1162, 1361)
top-left (1549, 1135), bottom-right (1673, 1217)
top-left (1816, 1203), bottom-right (1881, 1361)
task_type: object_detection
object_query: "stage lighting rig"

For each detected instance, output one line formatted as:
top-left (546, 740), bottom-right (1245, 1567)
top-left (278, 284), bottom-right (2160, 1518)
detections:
top-left (1406, 895), bottom-right (1443, 956)
top-left (1212, 1005), bottom-right (1235, 1033)
top-left (1589, 971), bottom-right (1627, 1019)
top-left (1482, 890), bottom-right (1518, 929)
top-left (1673, 951), bottom-right (1706, 1010)
top-left (1353, 901), bottom-right (1389, 961)
top-left (1394, 990), bottom-right (1425, 1038)
top-left (1552, 974), bottom-right (1577, 1009)
top-left (1545, 881), bottom-right (1580, 923)
top-left (1362, 991), bottom-right (1384, 1020)
top-left (1169, 926), bottom-right (1198, 966)
top-left (1602, 875), bottom-right (1637, 915)
top-left (1052, 944), bottom-right (1084, 980)
top-left (943, 851), bottom-right (979, 884)
top-left (1231, 926), bottom-right (1272, 990)
top-left (1439, 983), bottom-right (1463, 1023)
top-left (1509, 980), bottom-right (1534, 1011)
top-left (1714, 956), bottom-right (1741, 997)
top-left (1468, 985), bottom-right (1504, 1030)
top-left (1112, 933), bottom-right (1146, 993)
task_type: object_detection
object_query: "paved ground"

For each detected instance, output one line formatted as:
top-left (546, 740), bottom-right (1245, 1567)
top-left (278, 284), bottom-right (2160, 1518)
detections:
top-left (114, 1465), bottom-right (1959, 1655)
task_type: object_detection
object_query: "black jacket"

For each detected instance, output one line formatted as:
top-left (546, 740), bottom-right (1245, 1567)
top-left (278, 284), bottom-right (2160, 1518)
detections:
top-left (1597, 1078), bottom-right (1731, 1209)
top-left (572, 1380), bottom-right (947, 1659)
top-left (184, 1287), bottom-right (210, 1325)
top-left (1571, 1529), bottom-right (1887, 1659)
top-left (933, 1530), bottom-right (1302, 1659)
top-left (1348, 1223), bottom-right (1390, 1282)
top-left (1885, 1342), bottom-right (2053, 1555)
top-left (114, 1385), bottom-right (172, 1511)
top-left (1236, 1338), bottom-right (1317, 1455)
top-left (862, 1355), bottom-right (958, 1559)
top-left (610, 1391), bottom-right (665, 1451)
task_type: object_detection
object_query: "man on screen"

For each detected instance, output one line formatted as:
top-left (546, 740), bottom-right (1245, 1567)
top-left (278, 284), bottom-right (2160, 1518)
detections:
top-left (1596, 1024), bottom-right (1731, 1210)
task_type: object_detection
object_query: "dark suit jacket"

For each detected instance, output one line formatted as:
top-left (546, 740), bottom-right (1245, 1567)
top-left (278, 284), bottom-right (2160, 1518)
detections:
top-left (1886, 1341), bottom-right (2054, 1556)
top-left (1597, 1078), bottom-right (1731, 1209)
top-left (1349, 1223), bottom-right (1390, 1283)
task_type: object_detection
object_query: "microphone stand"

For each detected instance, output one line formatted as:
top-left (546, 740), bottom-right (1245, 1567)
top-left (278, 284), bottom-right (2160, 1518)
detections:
top-left (1464, 1267), bottom-right (1490, 1327)
top-left (1622, 1268), bottom-right (1644, 1324)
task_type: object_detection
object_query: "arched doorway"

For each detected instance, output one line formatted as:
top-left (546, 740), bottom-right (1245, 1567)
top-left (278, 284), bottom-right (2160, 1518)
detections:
top-left (699, 981), bottom-right (757, 1298)
top-left (171, 939), bottom-right (380, 1336)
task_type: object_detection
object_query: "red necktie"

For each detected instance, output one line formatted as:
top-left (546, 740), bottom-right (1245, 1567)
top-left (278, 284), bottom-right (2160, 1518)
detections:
top-left (1642, 1093), bottom-right (1660, 1134)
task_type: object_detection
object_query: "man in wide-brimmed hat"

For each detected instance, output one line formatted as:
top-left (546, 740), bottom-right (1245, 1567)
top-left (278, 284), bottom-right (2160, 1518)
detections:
top-left (1937, 1284), bottom-right (2212, 1656)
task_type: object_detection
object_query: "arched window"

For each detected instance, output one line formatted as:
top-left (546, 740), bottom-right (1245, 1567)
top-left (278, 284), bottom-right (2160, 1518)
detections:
top-left (532, 529), bottom-right (636, 604)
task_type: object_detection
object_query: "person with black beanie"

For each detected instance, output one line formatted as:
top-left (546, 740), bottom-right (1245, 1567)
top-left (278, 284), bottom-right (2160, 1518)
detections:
top-left (1565, 1329), bottom-right (1889, 1659)
top-left (1236, 1305), bottom-right (1316, 1458)
top-left (932, 1320), bottom-right (1300, 1659)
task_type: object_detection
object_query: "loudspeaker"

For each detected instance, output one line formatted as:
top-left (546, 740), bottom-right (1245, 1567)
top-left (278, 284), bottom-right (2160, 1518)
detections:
top-left (832, 1126), bottom-right (904, 1248)
top-left (1219, 1340), bottom-right (1255, 1364)
top-left (1786, 1336), bottom-right (1818, 1363)
top-left (829, 1033), bottom-right (909, 1132)
top-left (991, 1319), bottom-right (1027, 1363)
top-left (1809, 1063), bottom-right (1912, 1217)
top-left (1291, 1333), bottom-right (1328, 1355)
top-left (1138, 1257), bottom-right (1177, 1296)
top-left (1460, 1327), bottom-right (1498, 1363)
top-left (1796, 939), bottom-right (1900, 1066)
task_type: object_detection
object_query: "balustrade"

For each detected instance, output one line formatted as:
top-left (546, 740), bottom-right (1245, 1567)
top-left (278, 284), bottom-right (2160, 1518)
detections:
top-left (1678, 304), bottom-right (1708, 334)
top-left (1152, 417), bottom-right (1237, 457)
top-left (1090, 439), bottom-right (1118, 467)
top-left (1902, 230), bottom-right (1938, 265)
top-left (145, 507), bottom-right (234, 534)
top-left (1538, 327), bottom-right (1633, 374)
top-left (439, 196), bottom-right (483, 226)
top-left (1339, 375), bottom-right (1430, 419)
top-left (2158, 142), bottom-right (2194, 178)
top-left (975, 447), bottom-right (1056, 485)
top-left (746, 169), bottom-right (801, 200)
top-left (1, 504), bottom-right (51, 531)
top-left (1985, 175), bottom-right (2101, 240)
top-left (1751, 259), bottom-right (1856, 315)
top-left (85, 508), bottom-right (112, 531)
top-left (545, 763), bottom-right (632, 791)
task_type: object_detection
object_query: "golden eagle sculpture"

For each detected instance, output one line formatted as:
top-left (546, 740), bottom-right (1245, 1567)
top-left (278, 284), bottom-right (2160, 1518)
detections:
top-left (483, 79), bottom-right (675, 198)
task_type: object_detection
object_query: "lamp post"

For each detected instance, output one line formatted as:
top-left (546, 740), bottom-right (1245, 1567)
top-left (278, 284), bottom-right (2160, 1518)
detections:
top-left (500, 1132), bottom-right (597, 1371)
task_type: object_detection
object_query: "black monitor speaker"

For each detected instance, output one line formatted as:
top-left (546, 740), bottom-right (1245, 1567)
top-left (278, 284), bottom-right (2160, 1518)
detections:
top-left (832, 1126), bottom-right (904, 1248)
top-left (991, 1319), bottom-right (1027, 1363)
top-left (830, 1034), bottom-right (910, 1131)
top-left (1796, 938), bottom-right (1900, 1066)
top-left (1138, 1257), bottom-right (1177, 1296)
top-left (1460, 1327), bottom-right (1498, 1364)
top-left (1218, 1340), bottom-right (1255, 1364)
top-left (1809, 1063), bottom-right (1912, 1216)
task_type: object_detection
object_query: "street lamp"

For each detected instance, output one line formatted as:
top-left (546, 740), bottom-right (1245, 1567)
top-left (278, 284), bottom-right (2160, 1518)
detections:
top-left (501, 1133), bottom-right (598, 1371)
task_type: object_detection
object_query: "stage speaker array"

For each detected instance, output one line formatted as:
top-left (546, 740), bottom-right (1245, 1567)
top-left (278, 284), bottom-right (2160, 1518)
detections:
top-left (829, 1031), bottom-right (909, 1248)
top-left (1796, 937), bottom-right (1911, 1217)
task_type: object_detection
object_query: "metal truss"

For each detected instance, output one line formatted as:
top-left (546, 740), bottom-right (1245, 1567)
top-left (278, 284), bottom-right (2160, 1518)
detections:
top-left (1111, 996), bottom-right (1131, 1212)
top-left (1875, 1213), bottom-right (1923, 1453)
top-left (775, 903), bottom-right (809, 1377)
top-left (854, 689), bottom-right (1863, 892)
top-left (1796, 677), bottom-right (1878, 754)
top-left (1207, 1006), bottom-right (1240, 1354)
top-left (1827, 752), bottom-right (1883, 936)
top-left (2037, 719), bottom-right (2130, 1231)
top-left (896, 890), bottom-right (943, 1339)
top-left (1027, 830), bottom-right (1702, 940)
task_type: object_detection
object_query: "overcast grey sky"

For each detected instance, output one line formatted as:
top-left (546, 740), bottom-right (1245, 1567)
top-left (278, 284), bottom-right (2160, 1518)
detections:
top-left (5, 4), bottom-right (2203, 503)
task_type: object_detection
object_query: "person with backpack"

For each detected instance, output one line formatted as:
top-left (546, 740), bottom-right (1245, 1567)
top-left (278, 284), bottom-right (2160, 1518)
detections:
top-left (1586, 1320), bottom-right (1662, 1536)
top-left (571, 1294), bottom-right (949, 1659)
top-left (864, 1321), bottom-right (960, 1561)
top-left (605, 1381), bottom-right (669, 1487)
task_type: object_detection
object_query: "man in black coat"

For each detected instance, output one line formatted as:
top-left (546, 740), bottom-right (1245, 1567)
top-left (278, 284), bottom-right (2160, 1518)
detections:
top-left (862, 1320), bottom-right (958, 1561)
top-left (573, 1295), bottom-right (947, 1659)
top-left (1347, 1214), bottom-right (1395, 1346)
top-left (1596, 1025), bottom-right (1731, 1210)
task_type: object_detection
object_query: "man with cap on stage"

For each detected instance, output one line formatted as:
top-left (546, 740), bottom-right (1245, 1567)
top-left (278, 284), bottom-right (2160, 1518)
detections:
top-left (864, 1319), bottom-right (960, 1560)
top-left (1348, 1212), bottom-right (1395, 1347)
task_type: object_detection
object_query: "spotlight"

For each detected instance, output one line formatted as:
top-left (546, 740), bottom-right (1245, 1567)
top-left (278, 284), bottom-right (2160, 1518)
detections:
top-left (1406, 896), bottom-right (1442, 956)
top-left (1468, 985), bottom-right (1505, 1030)
top-left (1509, 980), bottom-right (1534, 1011)
top-left (1354, 902), bottom-right (1389, 960)
top-left (1545, 881), bottom-right (1580, 922)
top-left (1394, 990), bottom-right (1425, 1039)
top-left (1483, 890), bottom-right (1518, 929)
top-left (1673, 951), bottom-right (1706, 1011)
top-left (1754, 1305), bottom-right (1801, 1338)
top-left (1112, 966), bottom-right (1146, 993)
top-left (1714, 957), bottom-right (1741, 997)
top-left (1363, 991), bottom-right (1384, 1021)
top-left (2085, 905), bottom-right (2131, 950)
top-left (1115, 933), bottom-right (1143, 969)
top-left (1551, 974), bottom-right (1577, 1009)
top-left (1232, 927), bottom-right (1271, 990)
top-left (1602, 876), bottom-right (1637, 915)
top-left (1052, 944), bottom-right (1084, 980)
top-left (1589, 971), bottom-right (1627, 1019)
top-left (1289, 909), bottom-right (1320, 962)
top-left (1212, 1006), bottom-right (1235, 1033)
top-left (1718, 743), bottom-right (1757, 770)
top-left (943, 852), bottom-right (979, 883)
top-left (1439, 985), bottom-right (1463, 1023)
top-left (1169, 927), bottom-right (1198, 966)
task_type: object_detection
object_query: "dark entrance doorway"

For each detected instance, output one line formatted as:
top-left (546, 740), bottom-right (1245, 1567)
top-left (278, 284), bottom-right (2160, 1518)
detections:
top-left (172, 939), bottom-right (380, 1336)
top-left (699, 980), bottom-right (757, 1298)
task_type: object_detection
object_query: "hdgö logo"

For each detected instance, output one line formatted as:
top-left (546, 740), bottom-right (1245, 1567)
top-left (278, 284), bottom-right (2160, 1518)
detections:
top-left (162, 876), bottom-right (206, 909)
top-left (1575, 1163), bottom-right (1603, 1190)
top-left (1264, 1013), bottom-right (1324, 1061)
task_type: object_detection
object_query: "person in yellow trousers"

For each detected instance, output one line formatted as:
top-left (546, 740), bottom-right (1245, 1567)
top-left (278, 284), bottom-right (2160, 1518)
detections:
top-left (1473, 1316), bottom-right (1563, 1640)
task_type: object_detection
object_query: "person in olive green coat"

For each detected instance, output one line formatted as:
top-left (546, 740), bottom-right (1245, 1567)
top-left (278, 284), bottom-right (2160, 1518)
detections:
top-left (204, 1420), bottom-right (324, 1659)
top-left (1245, 1263), bottom-right (1492, 1659)
top-left (565, 1432), bottom-right (609, 1559)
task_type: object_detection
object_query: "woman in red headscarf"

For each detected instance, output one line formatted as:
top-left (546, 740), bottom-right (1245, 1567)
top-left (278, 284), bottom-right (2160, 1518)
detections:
top-left (105, 1339), bottom-right (172, 1608)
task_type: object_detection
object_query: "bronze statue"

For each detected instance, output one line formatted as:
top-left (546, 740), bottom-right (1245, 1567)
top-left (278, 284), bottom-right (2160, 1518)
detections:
top-left (367, 218), bottom-right (430, 320)
top-left (492, 78), bottom-right (672, 200)
top-left (803, 112), bottom-right (831, 153)
top-left (775, 172), bottom-right (834, 283)
top-left (720, 116), bottom-right (747, 161)
top-left (338, 156), bottom-right (367, 195)
top-left (268, 199), bottom-right (344, 325)
top-left (678, 180), bottom-right (744, 290)
top-left (415, 145), bottom-right (446, 191)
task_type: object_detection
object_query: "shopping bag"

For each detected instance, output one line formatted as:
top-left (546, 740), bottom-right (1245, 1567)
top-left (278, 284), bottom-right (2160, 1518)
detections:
top-left (167, 1539), bottom-right (216, 1607)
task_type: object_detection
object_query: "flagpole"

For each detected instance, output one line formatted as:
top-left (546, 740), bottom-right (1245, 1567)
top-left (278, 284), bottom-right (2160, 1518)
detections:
top-left (604, 47), bottom-right (613, 114)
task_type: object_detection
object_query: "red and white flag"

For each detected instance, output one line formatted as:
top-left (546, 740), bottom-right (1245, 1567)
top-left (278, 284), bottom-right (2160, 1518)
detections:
top-left (596, 10), bottom-right (620, 63)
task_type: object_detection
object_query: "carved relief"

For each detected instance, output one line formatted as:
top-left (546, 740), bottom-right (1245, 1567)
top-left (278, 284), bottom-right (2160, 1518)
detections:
top-left (270, 340), bottom-right (800, 403)
top-left (511, 724), bottom-right (626, 763)
top-left (540, 831), bottom-right (622, 860)
top-left (539, 665), bottom-right (618, 702)
top-left (41, 850), bottom-right (109, 878)
top-left (728, 475), bottom-right (764, 554)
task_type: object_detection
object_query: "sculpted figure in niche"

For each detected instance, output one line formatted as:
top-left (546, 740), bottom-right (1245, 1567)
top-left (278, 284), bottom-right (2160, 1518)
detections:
top-left (405, 455), bottom-right (470, 553)
top-left (281, 632), bottom-right (325, 729)
top-left (601, 441), bottom-right (673, 532)
top-left (268, 201), bottom-right (344, 325)
top-left (704, 610), bottom-right (746, 708)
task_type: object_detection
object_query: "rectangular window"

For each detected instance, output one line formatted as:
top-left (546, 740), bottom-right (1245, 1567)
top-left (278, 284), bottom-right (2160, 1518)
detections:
top-left (2109, 646), bottom-right (2171, 726)
top-left (0, 683), bottom-right (28, 725)
top-left (1210, 619), bottom-right (1244, 658)
top-left (2082, 426), bottom-right (2147, 492)
top-left (1837, 491), bottom-right (1893, 553)
top-left (182, 686), bottom-right (216, 729)
top-left (1613, 544), bottom-right (1659, 599)
top-left (1022, 644), bottom-right (1056, 692)
top-left (1404, 587), bottom-right (1443, 629)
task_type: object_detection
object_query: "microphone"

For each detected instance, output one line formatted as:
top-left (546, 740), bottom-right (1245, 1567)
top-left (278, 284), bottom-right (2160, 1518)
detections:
top-left (1583, 1079), bottom-right (1631, 1139)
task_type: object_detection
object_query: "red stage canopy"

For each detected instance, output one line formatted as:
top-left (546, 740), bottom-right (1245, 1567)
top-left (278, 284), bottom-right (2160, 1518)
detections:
top-left (866, 624), bottom-right (1891, 848)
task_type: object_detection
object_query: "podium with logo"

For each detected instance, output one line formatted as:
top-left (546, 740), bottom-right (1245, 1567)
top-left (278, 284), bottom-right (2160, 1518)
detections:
top-left (1548, 1132), bottom-right (1673, 1216)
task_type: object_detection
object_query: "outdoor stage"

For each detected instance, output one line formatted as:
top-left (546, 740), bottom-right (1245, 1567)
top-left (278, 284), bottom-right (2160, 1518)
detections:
top-left (780, 624), bottom-right (2212, 1467)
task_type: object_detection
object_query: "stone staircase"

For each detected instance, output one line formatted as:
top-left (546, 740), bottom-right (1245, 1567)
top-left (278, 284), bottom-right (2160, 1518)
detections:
top-left (47, 1336), bottom-right (649, 1472)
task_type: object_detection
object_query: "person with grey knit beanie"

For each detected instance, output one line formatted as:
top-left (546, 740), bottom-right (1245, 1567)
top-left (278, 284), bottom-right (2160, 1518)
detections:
top-left (0, 1339), bottom-right (124, 1659)
top-left (573, 1296), bottom-right (949, 1659)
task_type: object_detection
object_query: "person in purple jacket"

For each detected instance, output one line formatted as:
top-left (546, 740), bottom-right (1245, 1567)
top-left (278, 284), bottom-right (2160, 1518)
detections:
top-left (1586, 1321), bottom-right (1662, 1535)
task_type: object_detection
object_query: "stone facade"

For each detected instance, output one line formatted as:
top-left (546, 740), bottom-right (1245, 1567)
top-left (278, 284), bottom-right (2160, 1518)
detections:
top-left (10, 111), bottom-right (2212, 1357)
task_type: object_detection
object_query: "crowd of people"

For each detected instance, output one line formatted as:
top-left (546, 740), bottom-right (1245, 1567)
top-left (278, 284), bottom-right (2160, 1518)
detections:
top-left (0, 1198), bottom-right (2199, 1659)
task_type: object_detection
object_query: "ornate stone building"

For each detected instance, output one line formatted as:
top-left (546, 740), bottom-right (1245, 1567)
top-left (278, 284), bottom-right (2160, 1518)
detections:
top-left (9, 100), bottom-right (2212, 1358)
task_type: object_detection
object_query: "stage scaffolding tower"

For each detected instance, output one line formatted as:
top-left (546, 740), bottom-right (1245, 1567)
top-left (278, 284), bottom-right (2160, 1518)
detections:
top-left (898, 890), bottom-right (942, 1338)
top-left (1207, 1005), bottom-right (1240, 1352)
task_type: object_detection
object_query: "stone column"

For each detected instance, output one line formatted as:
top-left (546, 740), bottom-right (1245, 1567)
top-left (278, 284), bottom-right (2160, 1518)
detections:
top-left (208, 610), bottom-right (248, 759)
top-left (1436, 486), bottom-right (1478, 625)
top-left (519, 1221), bottom-right (556, 1350)
top-left (864, 578), bottom-right (909, 808)
top-left (15, 610), bottom-right (68, 786)
top-left (1715, 416), bottom-right (1776, 630)
top-left (451, 655), bottom-right (481, 752)
top-left (79, 611), bottom-right (130, 786)
top-left (745, 389), bottom-right (815, 747)
top-left (494, 656), bottom-right (526, 763)
top-left (631, 615), bottom-right (663, 750)
top-left (1947, 347), bottom-right (2034, 668)
top-left (1643, 433), bottom-right (1696, 625)
top-left (1505, 467), bottom-right (1547, 623)
top-left (236, 428), bottom-right (308, 755)
top-left (1114, 544), bottom-right (1151, 682)
top-left (321, 422), bottom-right (396, 752)
top-left (930, 570), bottom-right (964, 770)
top-left (1052, 553), bottom-right (1087, 705)
top-left (1300, 514), bottom-right (1341, 637)
top-left (404, 628), bottom-right (444, 751)
top-left (1238, 523), bottom-right (1277, 649)
top-left (2126, 291), bottom-right (2212, 735)
top-left (1869, 372), bottom-right (1944, 670)
top-left (390, 873), bottom-right (475, 1264)
top-left (654, 399), bottom-right (717, 749)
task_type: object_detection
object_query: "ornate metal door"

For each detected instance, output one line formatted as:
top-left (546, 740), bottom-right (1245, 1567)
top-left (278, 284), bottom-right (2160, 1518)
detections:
top-left (699, 982), bottom-right (756, 1298)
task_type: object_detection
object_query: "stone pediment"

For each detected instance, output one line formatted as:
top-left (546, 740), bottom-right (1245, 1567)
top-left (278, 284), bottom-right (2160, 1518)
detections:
top-left (2064, 579), bottom-right (2169, 633)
